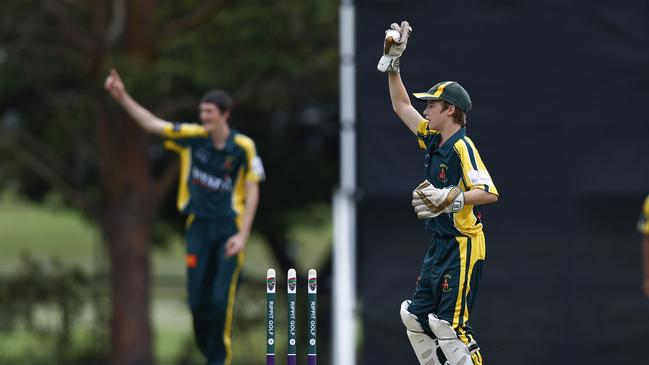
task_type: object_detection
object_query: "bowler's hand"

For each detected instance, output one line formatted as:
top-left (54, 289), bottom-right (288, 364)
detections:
top-left (104, 68), bottom-right (127, 101)
top-left (225, 232), bottom-right (246, 257)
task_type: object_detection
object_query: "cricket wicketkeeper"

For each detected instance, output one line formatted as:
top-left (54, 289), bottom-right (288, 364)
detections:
top-left (378, 21), bottom-right (499, 365)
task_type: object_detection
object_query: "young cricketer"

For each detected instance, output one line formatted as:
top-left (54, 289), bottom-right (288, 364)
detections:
top-left (378, 21), bottom-right (499, 365)
top-left (105, 69), bottom-right (265, 365)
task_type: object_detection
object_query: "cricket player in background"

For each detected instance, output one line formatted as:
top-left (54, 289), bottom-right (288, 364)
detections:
top-left (378, 22), bottom-right (499, 365)
top-left (105, 69), bottom-right (265, 365)
top-left (638, 196), bottom-right (649, 298)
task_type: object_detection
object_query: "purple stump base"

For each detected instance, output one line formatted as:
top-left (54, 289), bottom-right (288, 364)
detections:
top-left (288, 354), bottom-right (297, 365)
top-left (308, 354), bottom-right (317, 365)
top-left (266, 354), bottom-right (275, 365)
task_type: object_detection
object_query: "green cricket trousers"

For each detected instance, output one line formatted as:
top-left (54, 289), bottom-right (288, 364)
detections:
top-left (185, 215), bottom-right (244, 365)
top-left (408, 232), bottom-right (486, 365)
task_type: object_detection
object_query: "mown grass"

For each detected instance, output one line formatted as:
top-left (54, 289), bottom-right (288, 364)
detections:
top-left (0, 192), bottom-right (331, 365)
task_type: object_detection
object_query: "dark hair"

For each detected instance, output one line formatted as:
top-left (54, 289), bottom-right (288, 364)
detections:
top-left (200, 89), bottom-right (232, 114)
top-left (440, 101), bottom-right (467, 126)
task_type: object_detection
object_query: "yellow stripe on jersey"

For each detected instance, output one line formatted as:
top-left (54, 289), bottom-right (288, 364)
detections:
top-left (639, 195), bottom-right (649, 234)
top-left (452, 138), bottom-right (497, 236)
top-left (164, 141), bottom-right (192, 211)
top-left (233, 134), bottom-right (263, 182)
top-left (453, 137), bottom-right (498, 196)
top-left (454, 211), bottom-right (480, 237)
top-left (162, 122), bottom-right (208, 138)
top-left (416, 119), bottom-right (440, 150)
top-left (231, 134), bottom-right (263, 224)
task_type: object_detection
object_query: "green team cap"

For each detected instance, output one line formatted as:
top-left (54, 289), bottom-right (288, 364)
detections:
top-left (413, 81), bottom-right (472, 112)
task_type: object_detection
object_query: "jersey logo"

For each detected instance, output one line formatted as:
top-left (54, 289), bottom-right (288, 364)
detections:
top-left (437, 163), bottom-right (448, 183)
top-left (223, 156), bottom-right (234, 170)
top-left (442, 274), bottom-right (452, 293)
top-left (252, 156), bottom-right (266, 180)
top-left (191, 167), bottom-right (233, 192)
top-left (468, 170), bottom-right (493, 186)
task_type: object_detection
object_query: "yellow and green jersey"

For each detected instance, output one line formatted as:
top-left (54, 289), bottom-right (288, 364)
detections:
top-left (638, 195), bottom-right (649, 235)
top-left (416, 120), bottom-right (498, 237)
top-left (162, 122), bottom-right (265, 221)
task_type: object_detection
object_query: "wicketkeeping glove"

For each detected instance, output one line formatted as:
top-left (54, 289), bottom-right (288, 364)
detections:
top-left (411, 180), bottom-right (465, 219)
top-left (377, 21), bottom-right (412, 73)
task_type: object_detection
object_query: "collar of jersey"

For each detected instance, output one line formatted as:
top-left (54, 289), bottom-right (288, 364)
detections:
top-left (202, 129), bottom-right (237, 153)
top-left (432, 127), bottom-right (466, 157)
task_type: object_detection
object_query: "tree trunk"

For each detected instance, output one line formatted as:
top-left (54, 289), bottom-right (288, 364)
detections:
top-left (95, 98), bottom-right (157, 365)
top-left (105, 208), bottom-right (153, 365)
top-left (93, 4), bottom-right (167, 362)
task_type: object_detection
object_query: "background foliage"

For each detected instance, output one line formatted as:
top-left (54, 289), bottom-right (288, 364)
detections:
top-left (0, 1), bottom-right (339, 364)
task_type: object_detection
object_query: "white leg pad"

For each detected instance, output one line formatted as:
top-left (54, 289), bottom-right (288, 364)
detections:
top-left (400, 301), bottom-right (446, 365)
top-left (428, 313), bottom-right (473, 365)
top-left (406, 330), bottom-right (445, 365)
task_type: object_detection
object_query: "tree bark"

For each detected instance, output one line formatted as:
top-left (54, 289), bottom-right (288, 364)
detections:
top-left (95, 98), bottom-right (157, 365)
top-left (105, 208), bottom-right (153, 365)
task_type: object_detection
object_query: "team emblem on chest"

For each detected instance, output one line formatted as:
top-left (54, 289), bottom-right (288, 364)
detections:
top-left (223, 156), bottom-right (234, 170)
top-left (437, 163), bottom-right (448, 183)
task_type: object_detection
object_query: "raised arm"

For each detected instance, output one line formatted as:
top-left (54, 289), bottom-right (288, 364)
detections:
top-left (377, 21), bottom-right (423, 135)
top-left (104, 69), bottom-right (170, 136)
top-left (388, 72), bottom-right (425, 135)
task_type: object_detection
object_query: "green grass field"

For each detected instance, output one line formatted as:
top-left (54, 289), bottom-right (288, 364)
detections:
top-left (0, 192), bottom-right (331, 365)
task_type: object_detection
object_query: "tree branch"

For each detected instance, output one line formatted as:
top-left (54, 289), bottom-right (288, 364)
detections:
top-left (40, 90), bottom-right (101, 170)
top-left (2, 2), bottom-right (48, 40)
top-left (13, 129), bottom-right (68, 175)
top-left (153, 95), bottom-right (197, 118)
top-left (44, 0), bottom-right (95, 54)
top-left (0, 137), bottom-right (90, 212)
top-left (158, 0), bottom-right (228, 38)
top-left (106, 0), bottom-right (126, 48)
top-left (7, 41), bottom-right (90, 70)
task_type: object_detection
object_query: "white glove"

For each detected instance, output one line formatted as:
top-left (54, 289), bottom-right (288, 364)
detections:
top-left (377, 21), bottom-right (412, 73)
top-left (411, 180), bottom-right (464, 219)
